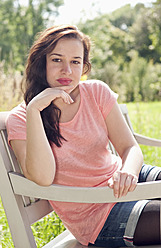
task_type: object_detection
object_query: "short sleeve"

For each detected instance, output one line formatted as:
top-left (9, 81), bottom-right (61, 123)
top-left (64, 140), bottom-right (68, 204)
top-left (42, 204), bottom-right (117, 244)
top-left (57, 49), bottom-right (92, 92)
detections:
top-left (6, 102), bottom-right (27, 144)
top-left (91, 80), bottom-right (118, 119)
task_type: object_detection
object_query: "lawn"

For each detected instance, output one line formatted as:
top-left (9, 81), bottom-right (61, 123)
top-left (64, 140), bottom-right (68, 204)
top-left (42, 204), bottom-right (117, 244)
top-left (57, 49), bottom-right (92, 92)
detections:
top-left (126, 102), bottom-right (161, 167)
top-left (0, 101), bottom-right (161, 247)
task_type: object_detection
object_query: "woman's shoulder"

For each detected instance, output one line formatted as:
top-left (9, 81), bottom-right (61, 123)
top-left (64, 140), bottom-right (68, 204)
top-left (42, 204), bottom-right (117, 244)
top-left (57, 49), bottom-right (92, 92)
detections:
top-left (6, 101), bottom-right (27, 124)
top-left (80, 79), bottom-right (107, 88)
top-left (79, 79), bottom-right (115, 96)
top-left (6, 102), bottom-right (27, 141)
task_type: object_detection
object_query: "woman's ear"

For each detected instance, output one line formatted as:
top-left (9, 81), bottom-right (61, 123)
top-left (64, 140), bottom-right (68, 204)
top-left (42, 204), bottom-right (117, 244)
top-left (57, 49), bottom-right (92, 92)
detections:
top-left (82, 62), bottom-right (91, 76)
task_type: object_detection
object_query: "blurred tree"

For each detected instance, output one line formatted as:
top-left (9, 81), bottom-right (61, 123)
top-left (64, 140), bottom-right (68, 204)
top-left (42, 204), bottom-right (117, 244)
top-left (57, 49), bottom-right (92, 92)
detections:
top-left (1, 0), bottom-right (161, 102)
top-left (130, 7), bottom-right (158, 62)
top-left (148, 0), bottom-right (161, 62)
top-left (79, 16), bottom-right (132, 78)
top-left (0, 0), bottom-right (64, 71)
top-left (79, 1), bottom-right (161, 101)
top-left (122, 52), bottom-right (161, 102)
top-left (129, 1), bottom-right (161, 63)
top-left (109, 3), bottom-right (145, 31)
top-left (122, 52), bottom-right (148, 102)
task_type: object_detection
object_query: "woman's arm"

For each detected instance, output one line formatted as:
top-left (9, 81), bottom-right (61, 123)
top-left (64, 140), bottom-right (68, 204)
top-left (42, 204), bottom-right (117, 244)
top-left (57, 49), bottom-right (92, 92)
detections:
top-left (105, 102), bottom-right (143, 198)
top-left (11, 111), bottom-right (55, 187)
top-left (26, 106), bottom-right (56, 186)
top-left (10, 85), bottom-right (74, 186)
top-left (10, 107), bottom-right (56, 186)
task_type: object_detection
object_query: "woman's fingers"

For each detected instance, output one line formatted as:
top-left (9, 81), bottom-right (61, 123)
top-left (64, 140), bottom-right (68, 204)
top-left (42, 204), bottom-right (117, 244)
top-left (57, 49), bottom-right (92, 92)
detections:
top-left (121, 175), bottom-right (134, 197)
top-left (28, 86), bottom-right (74, 112)
top-left (128, 176), bottom-right (138, 192)
top-left (113, 171), bottom-right (120, 198)
top-left (59, 90), bottom-right (74, 104)
top-left (109, 171), bottom-right (138, 198)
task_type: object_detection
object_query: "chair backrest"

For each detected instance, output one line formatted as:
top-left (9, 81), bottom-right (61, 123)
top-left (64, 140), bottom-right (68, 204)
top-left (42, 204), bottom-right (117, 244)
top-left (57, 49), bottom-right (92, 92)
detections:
top-left (0, 112), bottom-right (53, 248)
top-left (119, 104), bottom-right (135, 132)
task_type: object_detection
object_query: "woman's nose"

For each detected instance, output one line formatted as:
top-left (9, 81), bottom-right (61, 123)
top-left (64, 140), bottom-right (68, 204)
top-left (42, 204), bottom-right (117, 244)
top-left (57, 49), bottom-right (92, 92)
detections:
top-left (62, 62), bottom-right (72, 75)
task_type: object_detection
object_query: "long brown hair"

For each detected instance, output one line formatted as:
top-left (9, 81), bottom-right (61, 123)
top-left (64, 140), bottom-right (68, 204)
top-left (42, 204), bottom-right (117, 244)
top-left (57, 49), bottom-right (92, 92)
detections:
top-left (24, 24), bottom-right (91, 147)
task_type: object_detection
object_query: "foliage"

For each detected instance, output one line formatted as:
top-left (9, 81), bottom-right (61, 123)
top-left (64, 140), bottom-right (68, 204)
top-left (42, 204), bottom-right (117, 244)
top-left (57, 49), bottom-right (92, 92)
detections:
top-left (1, 0), bottom-right (161, 101)
top-left (108, 3), bottom-right (145, 31)
top-left (147, 1), bottom-right (161, 62)
top-left (78, 1), bottom-right (161, 102)
top-left (0, 0), bottom-right (64, 71)
top-left (0, 198), bottom-right (14, 247)
top-left (121, 52), bottom-right (161, 102)
top-left (127, 102), bottom-right (161, 167)
top-left (0, 197), bottom-right (65, 248)
top-left (31, 212), bottom-right (65, 248)
top-left (0, 62), bottom-right (23, 111)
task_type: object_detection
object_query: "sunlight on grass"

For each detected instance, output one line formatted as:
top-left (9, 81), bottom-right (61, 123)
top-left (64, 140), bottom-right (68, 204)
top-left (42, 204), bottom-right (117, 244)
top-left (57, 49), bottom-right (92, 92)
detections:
top-left (31, 212), bottom-right (65, 248)
top-left (0, 197), bottom-right (65, 248)
top-left (0, 198), bottom-right (14, 247)
top-left (127, 102), bottom-right (161, 167)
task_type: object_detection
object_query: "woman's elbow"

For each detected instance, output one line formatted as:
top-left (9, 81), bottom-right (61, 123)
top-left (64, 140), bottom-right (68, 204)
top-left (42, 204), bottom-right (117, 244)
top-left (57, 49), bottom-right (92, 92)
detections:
top-left (34, 177), bottom-right (54, 186)
top-left (25, 170), bottom-right (55, 186)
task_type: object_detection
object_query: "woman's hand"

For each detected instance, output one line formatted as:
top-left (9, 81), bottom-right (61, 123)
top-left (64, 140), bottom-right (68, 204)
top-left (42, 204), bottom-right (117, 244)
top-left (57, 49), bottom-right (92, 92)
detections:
top-left (108, 170), bottom-right (138, 198)
top-left (27, 85), bottom-right (74, 112)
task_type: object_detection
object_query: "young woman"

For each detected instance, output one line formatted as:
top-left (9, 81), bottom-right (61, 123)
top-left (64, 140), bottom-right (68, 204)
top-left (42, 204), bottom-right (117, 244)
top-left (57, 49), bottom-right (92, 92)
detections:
top-left (6, 24), bottom-right (161, 247)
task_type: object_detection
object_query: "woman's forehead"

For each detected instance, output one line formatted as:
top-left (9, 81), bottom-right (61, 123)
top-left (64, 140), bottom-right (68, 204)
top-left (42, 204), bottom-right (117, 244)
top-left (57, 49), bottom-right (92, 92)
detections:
top-left (49, 38), bottom-right (84, 56)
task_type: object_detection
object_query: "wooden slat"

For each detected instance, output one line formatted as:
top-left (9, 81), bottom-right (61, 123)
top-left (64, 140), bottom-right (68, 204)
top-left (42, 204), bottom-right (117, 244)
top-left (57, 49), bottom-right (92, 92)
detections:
top-left (134, 132), bottom-right (161, 147)
top-left (42, 229), bottom-right (161, 248)
top-left (0, 153), bottom-right (37, 248)
top-left (119, 104), bottom-right (128, 115)
top-left (9, 172), bottom-right (161, 203)
top-left (26, 199), bottom-right (53, 224)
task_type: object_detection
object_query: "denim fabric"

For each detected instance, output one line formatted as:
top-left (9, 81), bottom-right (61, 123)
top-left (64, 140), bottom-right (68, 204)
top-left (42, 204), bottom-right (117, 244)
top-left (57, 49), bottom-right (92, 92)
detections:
top-left (91, 201), bottom-right (137, 247)
top-left (139, 164), bottom-right (161, 182)
top-left (89, 164), bottom-right (161, 247)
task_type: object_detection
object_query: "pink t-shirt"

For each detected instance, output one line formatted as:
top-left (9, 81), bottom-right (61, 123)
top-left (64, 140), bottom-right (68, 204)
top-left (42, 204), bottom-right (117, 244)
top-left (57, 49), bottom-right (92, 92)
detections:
top-left (6, 80), bottom-right (122, 246)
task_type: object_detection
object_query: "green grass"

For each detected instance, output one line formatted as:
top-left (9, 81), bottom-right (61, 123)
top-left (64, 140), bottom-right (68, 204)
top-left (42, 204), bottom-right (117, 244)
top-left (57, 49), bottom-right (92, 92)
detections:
top-left (0, 101), bottom-right (161, 247)
top-left (126, 102), bottom-right (161, 167)
top-left (0, 201), bottom-right (14, 247)
top-left (0, 199), bottom-right (65, 248)
top-left (31, 212), bottom-right (65, 248)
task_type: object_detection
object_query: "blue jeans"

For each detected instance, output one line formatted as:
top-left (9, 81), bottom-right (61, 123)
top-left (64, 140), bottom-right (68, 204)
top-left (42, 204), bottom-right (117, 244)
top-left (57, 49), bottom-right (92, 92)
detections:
top-left (90, 164), bottom-right (161, 247)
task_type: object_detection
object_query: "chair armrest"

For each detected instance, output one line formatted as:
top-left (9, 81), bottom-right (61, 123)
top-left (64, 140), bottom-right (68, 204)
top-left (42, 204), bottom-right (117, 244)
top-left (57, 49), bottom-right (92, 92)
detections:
top-left (134, 132), bottom-right (161, 147)
top-left (9, 172), bottom-right (161, 203)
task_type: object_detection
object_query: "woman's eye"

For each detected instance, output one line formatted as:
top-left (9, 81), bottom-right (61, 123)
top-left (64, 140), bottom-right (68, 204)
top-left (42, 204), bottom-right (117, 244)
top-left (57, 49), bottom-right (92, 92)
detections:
top-left (52, 58), bottom-right (61, 62)
top-left (72, 60), bottom-right (80, 65)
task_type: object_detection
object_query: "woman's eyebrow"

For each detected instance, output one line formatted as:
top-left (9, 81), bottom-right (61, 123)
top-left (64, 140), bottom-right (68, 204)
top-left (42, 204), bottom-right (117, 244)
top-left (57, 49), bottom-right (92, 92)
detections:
top-left (49, 53), bottom-right (82, 60)
top-left (74, 56), bottom-right (83, 60)
top-left (49, 53), bottom-right (62, 57)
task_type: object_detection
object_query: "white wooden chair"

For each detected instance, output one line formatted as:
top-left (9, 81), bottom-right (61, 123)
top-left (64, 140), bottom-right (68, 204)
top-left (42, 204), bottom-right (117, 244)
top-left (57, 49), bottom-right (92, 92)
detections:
top-left (0, 104), bottom-right (161, 248)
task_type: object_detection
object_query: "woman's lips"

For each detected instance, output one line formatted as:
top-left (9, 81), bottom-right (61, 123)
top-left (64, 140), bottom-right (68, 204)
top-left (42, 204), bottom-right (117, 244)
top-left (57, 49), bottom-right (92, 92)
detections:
top-left (57, 78), bottom-right (72, 85)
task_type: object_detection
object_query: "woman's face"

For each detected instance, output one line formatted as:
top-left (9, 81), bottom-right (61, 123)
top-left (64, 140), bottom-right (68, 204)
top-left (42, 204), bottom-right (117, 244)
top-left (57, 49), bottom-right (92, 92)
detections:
top-left (46, 37), bottom-right (84, 91)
